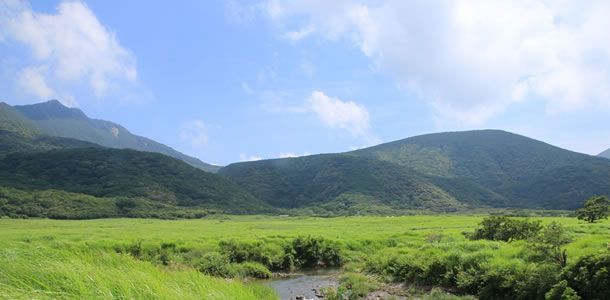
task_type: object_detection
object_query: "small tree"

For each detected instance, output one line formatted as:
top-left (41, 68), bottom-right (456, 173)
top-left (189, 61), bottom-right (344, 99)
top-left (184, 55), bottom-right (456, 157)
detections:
top-left (576, 196), bottom-right (609, 223)
top-left (529, 222), bottom-right (572, 267)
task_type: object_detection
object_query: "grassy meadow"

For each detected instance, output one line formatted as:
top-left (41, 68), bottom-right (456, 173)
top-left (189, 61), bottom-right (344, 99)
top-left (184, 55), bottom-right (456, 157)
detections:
top-left (1, 215), bottom-right (608, 299)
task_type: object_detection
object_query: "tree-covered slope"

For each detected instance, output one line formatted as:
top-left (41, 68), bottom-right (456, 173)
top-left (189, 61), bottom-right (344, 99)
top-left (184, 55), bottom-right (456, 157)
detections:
top-left (351, 130), bottom-right (610, 209)
top-left (0, 147), bottom-right (269, 214)
top-left (13, 100), bottom-right (220, 172)
top-left (220, 154), bottom-right (464, 211)
top-left (0, 102), bottom-right (40, 137)
top-left (221, 130), bottom-right (610, 210)
top-left (0, 130), bottom-right (101, 155)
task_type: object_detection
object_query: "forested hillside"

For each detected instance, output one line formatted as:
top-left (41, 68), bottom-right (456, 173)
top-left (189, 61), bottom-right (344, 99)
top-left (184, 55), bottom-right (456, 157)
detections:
top-left (0, 148), bottom-right (269, 216)
top-left (220, 154), bottom-right (463, 211)
top-left (13, 100), bottom-right (220, 172)
top-left (3, 100), bottom-right (610, 215)
top-left (0, 112), bottom-right (269, 218)
top-left (222, 130), bottom-right (610, 210)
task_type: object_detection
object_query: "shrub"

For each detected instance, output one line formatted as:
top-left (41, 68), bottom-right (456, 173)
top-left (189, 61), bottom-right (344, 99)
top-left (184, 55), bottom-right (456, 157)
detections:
top-left (218, 239), bottom-right (287, 270)
top-left (194, 252), bottom-right (236, 278)
top-left (322, 273), bottom-right (378, 300)
top-left (545, 280), bottom-right (580, 300)
top-left (562, 254), bottom-right (610, 300)
top-left (234, 262), bottom-right (272, 279)
top-left (527, 222), bottom-right (572, 267)
top-left (339, 273), bottom-right (378, 299)
top-left (367, 249), bottom-right (566, 300)
top-left (126, 240), bottom-right (143, 258)
top-left (467, 216), bottom-right (542, 242)
top-left (291, 236), bottom-right (343, 268)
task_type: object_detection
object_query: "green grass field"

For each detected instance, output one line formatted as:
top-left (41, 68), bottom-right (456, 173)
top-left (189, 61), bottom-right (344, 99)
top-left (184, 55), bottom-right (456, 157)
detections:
top-left (1, 215), bottom-right (608, 299)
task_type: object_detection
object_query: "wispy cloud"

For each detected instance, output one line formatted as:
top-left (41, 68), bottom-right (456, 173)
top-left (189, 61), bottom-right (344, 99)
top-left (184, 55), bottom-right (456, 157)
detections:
top-left (283, 26), bottom-right (314, 42)
top-left (17, 65), bottom-right (53, 99)
top-left (278, 151), bottom-right (311, 158)
top-left (1, 0), bottom-right (137, 98)
top-left (239, 153), bottom-right (263, 162)
top-left (180, 120), bottom-right (209, 148)
top-left (262, 0), bottom-right (610, 125)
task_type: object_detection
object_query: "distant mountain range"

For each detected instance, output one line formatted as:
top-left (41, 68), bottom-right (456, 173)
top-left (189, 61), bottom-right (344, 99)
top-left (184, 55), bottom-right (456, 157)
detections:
top-left (221, 130), bottom-right (610, 211)
top-left (10, 100), bottom-right (220, 172)
top-left (2, 99), bottom-right (610, 218)
top-left (0, 101), bottom-right (266, 218)
top-left (599, 149), bottom-right (610, 159)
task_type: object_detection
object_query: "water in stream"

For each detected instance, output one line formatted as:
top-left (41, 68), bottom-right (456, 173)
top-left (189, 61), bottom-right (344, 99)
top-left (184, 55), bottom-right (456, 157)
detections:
top-left (266, 269), bottom-right (340, 300)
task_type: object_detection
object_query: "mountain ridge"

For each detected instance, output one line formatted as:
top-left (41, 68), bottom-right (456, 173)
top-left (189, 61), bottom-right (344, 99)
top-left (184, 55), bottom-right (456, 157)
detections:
top-left (11, 100), bottom-right (220, 173)
top-left (3, 100), bottom-right (610, 215)
top-left (220, 129), bottom-right (610, 211)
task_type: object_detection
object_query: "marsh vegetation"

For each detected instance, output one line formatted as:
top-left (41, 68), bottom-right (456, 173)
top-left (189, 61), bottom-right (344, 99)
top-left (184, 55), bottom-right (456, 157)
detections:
top-left (1, 215), bottom-right (608, 299)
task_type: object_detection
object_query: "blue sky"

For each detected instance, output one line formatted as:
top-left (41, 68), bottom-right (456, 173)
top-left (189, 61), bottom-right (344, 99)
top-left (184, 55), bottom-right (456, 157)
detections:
top-left (2, 0), bottom-right (610, 165)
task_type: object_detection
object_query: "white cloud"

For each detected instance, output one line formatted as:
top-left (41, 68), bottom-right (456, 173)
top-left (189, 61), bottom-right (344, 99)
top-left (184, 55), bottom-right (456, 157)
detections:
top-left (263, 0), bottom-right (610, 125)
top-left (17, 65), bottom-right (54, 98)
top-left (239, 153), bottom-right (263, 162)
top-left (238, 151), bottom-right (311, 161)
top-left (278, 151), bottom-right (311, 158)
top-left (243, 85), bottom-right (375, 139)
top-left (306, 90), bottom-right (370, 137)
top-left (15, 65), bottom-right (79, 107)
top-left (1, 0), bottom-right (137, 97)
top-left (284, 26), bottom-right (315, 41)
top-left (180, 120), bottom-right (209, 148)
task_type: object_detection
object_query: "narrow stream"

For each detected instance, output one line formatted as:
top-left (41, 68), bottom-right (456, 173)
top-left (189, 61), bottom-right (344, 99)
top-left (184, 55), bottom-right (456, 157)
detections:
top-left (266, 268), bottom-right (340, 300)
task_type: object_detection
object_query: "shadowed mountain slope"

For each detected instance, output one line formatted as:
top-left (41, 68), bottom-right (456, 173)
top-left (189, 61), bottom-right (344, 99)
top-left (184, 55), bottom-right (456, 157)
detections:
top-left (13, 100), bottom-right (220, 172)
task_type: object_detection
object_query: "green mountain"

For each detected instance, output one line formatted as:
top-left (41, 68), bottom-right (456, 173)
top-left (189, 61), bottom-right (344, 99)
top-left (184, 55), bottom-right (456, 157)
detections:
top-left (0, 102), bottom-right (100, 154)
top-left (3, 100), bottom-right (609, 216)
top-left (0, 147), bottom-right (270, 217)
top-left (221, 130), bottom-right (610, 211)
top-left (0, 108), bottom-right (268, 217)
top-left (12, 100), bottom-right (220, 172)
top-left (220, 154), bottom-right (464, 212)
top-left (351, 130), bottom-right (610, 209)
top-left (0, 102), bottom-right (40, 136)
top-left (599, 149), bottom-right (610, 159)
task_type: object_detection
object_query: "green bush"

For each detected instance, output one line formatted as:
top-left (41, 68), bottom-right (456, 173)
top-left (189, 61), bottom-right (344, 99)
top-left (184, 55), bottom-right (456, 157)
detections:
top-left (545, 280), bottom-right (580, 300)
top-left (194, 252), bottom-right (236, 278)
top-left (219, 239), bottom-right (288, 270)
top-left (562, 254), bottom-right (610, 300)
top-left (466, 216), bottom-right (542, 242)
top-left (292, 236), bottom-right (343, 268)
top-left (338, 273), bottom-right (378, 299)
top-left (367, 249), bottom-right (567, 300)
top-left (234, 262), bottom-right (272, 279)
top-left (527, 222), bottom-right (572, 267)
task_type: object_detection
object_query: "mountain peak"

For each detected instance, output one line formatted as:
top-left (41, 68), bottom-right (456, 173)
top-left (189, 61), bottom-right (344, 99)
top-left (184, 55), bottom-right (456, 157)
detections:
top-left (14, 100), bottom-right (87, 120)
top-left (46, 99), bottom-right (62, 104)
